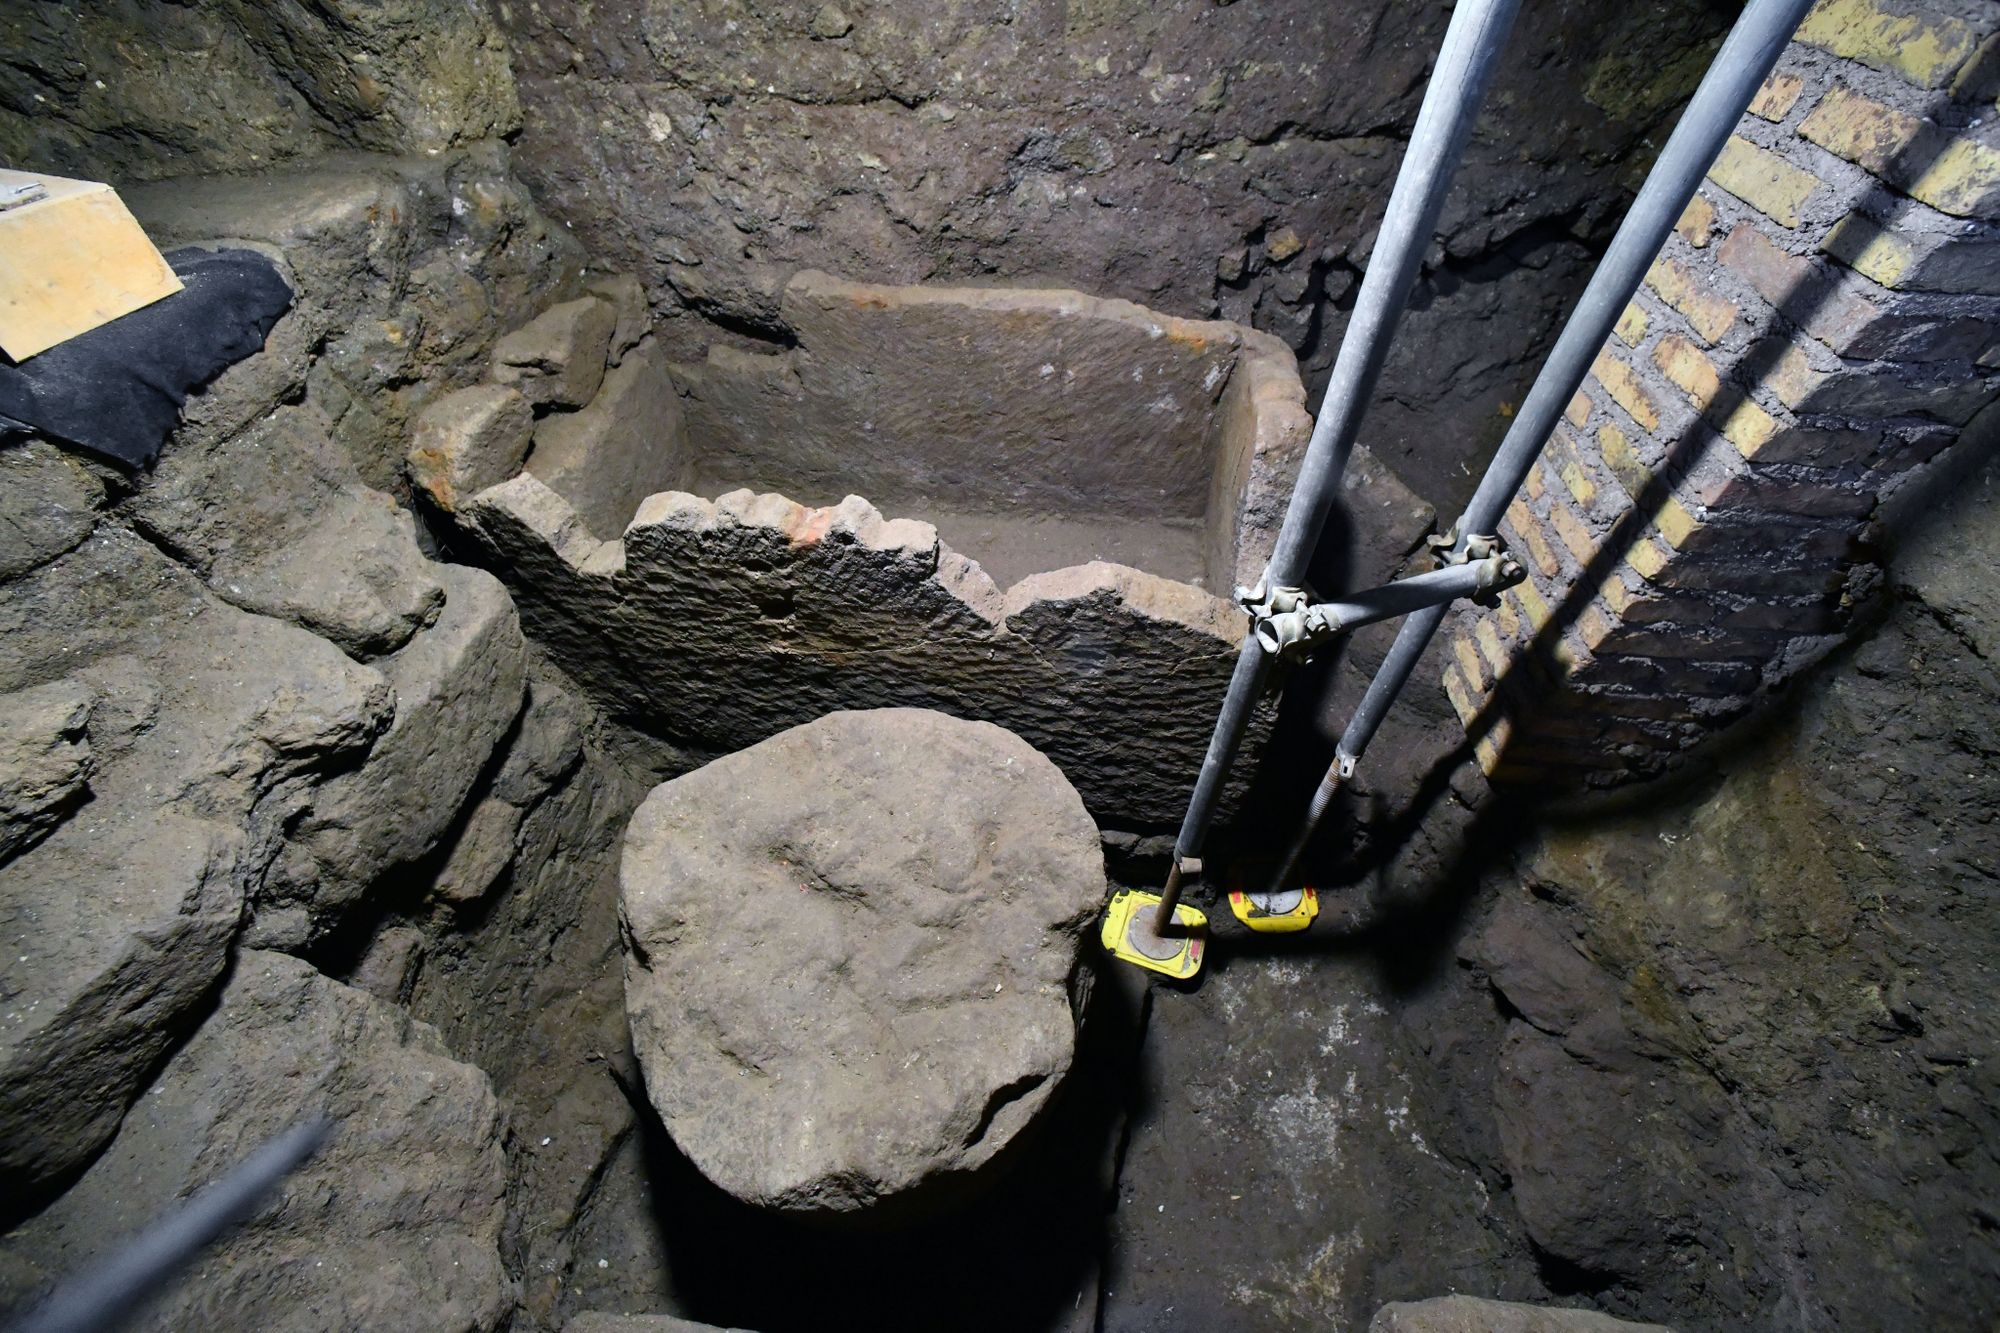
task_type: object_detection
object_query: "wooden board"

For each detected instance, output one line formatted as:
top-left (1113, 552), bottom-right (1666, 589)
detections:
top-left (0, 168), bottom-right (183, 362)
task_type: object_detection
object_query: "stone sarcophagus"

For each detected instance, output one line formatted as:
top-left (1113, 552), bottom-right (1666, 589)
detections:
top-left (421, 271), bottom-right (1312, 826)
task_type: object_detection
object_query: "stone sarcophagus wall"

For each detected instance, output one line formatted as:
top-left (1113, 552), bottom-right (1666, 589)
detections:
top-left (418, 272), bottom-right (1311, 826)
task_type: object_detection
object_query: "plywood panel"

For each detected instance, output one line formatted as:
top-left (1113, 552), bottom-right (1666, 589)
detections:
top-left (0, 168), bottom-right (182, 362)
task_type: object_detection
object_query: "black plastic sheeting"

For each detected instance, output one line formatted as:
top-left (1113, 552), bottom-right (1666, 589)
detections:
top-left (0, 247), bottom-right (293, 468)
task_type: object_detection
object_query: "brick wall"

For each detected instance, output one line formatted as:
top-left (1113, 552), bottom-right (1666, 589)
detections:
top-left (1443, 0), bottom-right (2000, 787)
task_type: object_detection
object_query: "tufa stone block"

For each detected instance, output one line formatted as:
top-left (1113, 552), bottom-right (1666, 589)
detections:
top-left (582, 272), bottom-right (651, 366)
top-left (407, 384), bottom-right (533, 512)
top-left (491, 295), bottom-right (617, 407)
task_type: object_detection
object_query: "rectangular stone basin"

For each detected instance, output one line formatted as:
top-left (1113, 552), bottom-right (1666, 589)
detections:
top-left (668, 272), bottom-right (1308, 593)
top-left (444, 273), bottom-right (1311, 826)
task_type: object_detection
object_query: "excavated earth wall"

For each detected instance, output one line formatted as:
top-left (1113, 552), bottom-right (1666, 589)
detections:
top-left (0, 142), bottom-right (641, 1331)
top-left (4, 2), bottom-right (1997, 1332)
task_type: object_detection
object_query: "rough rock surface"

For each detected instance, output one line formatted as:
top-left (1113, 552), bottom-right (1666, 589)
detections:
top-left (2, 951), bottom-right (510, 1332)
top-left (1445, 446), bottom-right (2000, 1328)
top-left (0, 143), bottom-right (576, 1201)
top-left (1102, 940), bottom-right (1542, 1332)
top-left (0, 0), bottom-right (518, 182)
top-left (584, 273), bottom-right (652, 366)
top-left (566, 1317), bottom-right (748, 1333)
top-left (458, 480), bottom-right (1259, 826)
top-left (495, 296), bottom-right (619, 409)
top-left (255, 562), bottom-right (527, 949)
top-left (1371, 1296), bottom-right (1674, 1333)
top-left (620, 709), bottom-right (1104, 1219)
top-left (410, 385), bottom-right (538, 514)
top-left (400, 676), bottom-right (651, 1332)
top-left (0, 680), bottom-right (94, 864)
top-left (0, 440), bottom-right (102, 581)
top-left (526, 340), bottom-right (693, 540)
top-left (0, 529), bottom-right (390, 1195)
top-left (496, 0), bottom-right (1735, 507)
top-left (125, 147), bottom-right (584, 494)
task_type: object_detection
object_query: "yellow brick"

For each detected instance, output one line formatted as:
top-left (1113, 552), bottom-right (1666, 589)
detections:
top-left (1615, 302), bottom-right (1649, 346)
top-left (1547, 498), bottom-right (1598, 566)
top-left (1912, 137), bottom-right (2000, 218)
top-left (1507, 498), bottom-right (1563, 579)
top-left (1598, 573), bottom-right (1641, 617)
top-left (1954, 31), bottom-right (2000, 101)
top-left (1511, 578), bottom-right (1553, 633)
top-left (1676, 194), bottom-right (1717, 248)
top-left (1566, 391), bottom-right (1592, 428)
top-left (1474, 731), bottom-right (1506, 777)
top-left (1797, 0), bottom-right (1982, 90)
top-left (1494, 590), bottom-right (1521, 640)
top-left (1800, 85), bottom-right (1925, 173)
top-left (1443, 661), bottom-right (1483, 728)
top-left (1598, 422), bottom-right (1652, 499)
top-left (1627, 538), bottom-right (1671, 580)
top-left (1474, 617), bottom-right (1512, 678)
top-left (1767, 343), bottom-right (1828, 409)
top-left (1454, 633), bottom-right (1491, 692)
top-left (1800, 85), bottom-right (2000, 218)
top-left (1707, 136), bottom-right (1822, 228)
top-left (1574, 601), bottom-right (1618, 653)
top-left (1526, 460), bottom-right (1547, 501)
top-left (1591, 349), bottom-right (1661, 432)
top-left (1719, 396), bottom-right (1781, 457)
top-left (1750, 72), bottom-right (1805, 121)
top-left (1653, 494), bottom-right (1701, 550)
top-left (1821, 211), bottom-right (1915, 286)
top-left (1652, 333), bottom-right (1722, 408)
top-left (1558, 457), bottom-right (1598, 511)
top-left (1643, 254), bottom-right (1737, 344)
top-left (1548, 632), bottom-right (1584, 676)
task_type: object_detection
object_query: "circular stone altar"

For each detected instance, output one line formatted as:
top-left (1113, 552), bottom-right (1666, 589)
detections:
top-left (618, 708), bottom-right (1107, 1221)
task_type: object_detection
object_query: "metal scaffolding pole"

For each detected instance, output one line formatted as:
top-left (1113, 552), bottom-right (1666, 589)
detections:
top-left (1148, 0), bottom-right (1526, 928)
top-left (1264, 0), bottom-right (1821, 895)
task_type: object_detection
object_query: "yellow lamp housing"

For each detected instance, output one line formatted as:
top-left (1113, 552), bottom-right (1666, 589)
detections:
top-left (1227, 886), bottom-right (1318, 933)
top-left (1101, 889), bottom-right (1207, 979)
